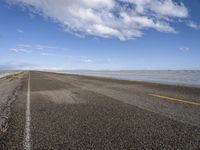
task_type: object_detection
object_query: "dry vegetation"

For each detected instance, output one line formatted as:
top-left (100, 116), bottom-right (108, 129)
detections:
top-left (4, 72), bottom-right (22, 81)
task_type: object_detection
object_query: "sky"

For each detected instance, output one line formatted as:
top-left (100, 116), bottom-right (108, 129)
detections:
top-left (0, 0), bottom-right (200, 70)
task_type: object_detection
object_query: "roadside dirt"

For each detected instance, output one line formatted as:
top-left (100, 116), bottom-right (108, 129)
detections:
top-left (0, 73), bottom-right (24, 142)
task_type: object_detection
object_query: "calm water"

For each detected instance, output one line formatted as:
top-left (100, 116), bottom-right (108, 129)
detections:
top-left (58, 70), bottom-right (200, 88)
top-left (0, 73), bottom-right (10, 79)
top-left (0, 72), bottom-right (15, 79)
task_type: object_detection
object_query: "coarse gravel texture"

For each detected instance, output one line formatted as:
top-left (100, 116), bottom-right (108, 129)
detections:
top-left (0, 72), bottom-right (24, 149)
top-left (1, 71), bottom-right (200, 149)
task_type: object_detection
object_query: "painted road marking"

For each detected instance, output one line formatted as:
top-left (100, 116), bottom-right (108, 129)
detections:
top-left (24, 72), bottom-right (31, 150)
top-left (149, 94), bottom-right (200, 106)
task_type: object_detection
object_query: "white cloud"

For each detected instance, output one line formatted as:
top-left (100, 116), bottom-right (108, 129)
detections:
top-left (8, 44), bottom-right (67, 54)
top-left (17, 44), bottom-right (32, 49)
top-left (7, 0), bottom-right (189, 40)
top-left (180, 47), bottom-right (190, 52)
top-left (122, 0), bottom-right (188, 18)
top-left (9, 48), bottom-right (31, 53)
top-left (35, 44), bottom-right (57, 50)
top-left (40, 52), bottom-right (54, 56)
top-left (187, 21), bottom-right (200, 30)
top-left (8, 44), bottom-right (32, 53)
top-left (82, 58), bottom-right (93, 63)
top-left (65, 55), bottom-right (93, 63)
top-left (17, 29), bottom-right (23, 33)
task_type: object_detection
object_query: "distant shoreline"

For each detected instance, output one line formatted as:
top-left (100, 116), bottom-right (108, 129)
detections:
top-left (46, 71), bottom-right (200, 89)
top-left (1, 70), bottom-right (200, 88)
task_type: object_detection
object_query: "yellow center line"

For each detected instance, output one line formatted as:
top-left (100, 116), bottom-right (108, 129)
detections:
top-left (149, 94), bottom-right (200, 106)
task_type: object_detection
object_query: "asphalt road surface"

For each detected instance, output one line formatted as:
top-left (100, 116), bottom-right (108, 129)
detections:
top-left (1, 71), bottom-right (200, 149)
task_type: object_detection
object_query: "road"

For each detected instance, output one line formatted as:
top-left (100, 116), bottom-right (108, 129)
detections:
top-left (1, 71), bottom-right (200, 149)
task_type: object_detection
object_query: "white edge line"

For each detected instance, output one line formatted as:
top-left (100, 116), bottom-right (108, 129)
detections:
top-left (24, 72), bottom-right (31, 150)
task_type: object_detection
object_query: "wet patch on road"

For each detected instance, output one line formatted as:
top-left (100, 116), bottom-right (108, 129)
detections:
top-left (32, 89), bottom-right (85, 104)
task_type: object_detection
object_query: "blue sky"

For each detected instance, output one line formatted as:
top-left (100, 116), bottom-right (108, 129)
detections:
top-left (0, 0), bottom-right (200, 70)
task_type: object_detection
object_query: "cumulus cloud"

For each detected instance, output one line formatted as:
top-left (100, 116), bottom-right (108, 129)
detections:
top-left (187, 21), bottom-right (200, 30)
top-left (121, 0), bottom-right (188, 17)
top-left (7, 0), bottom-right (189, 40)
